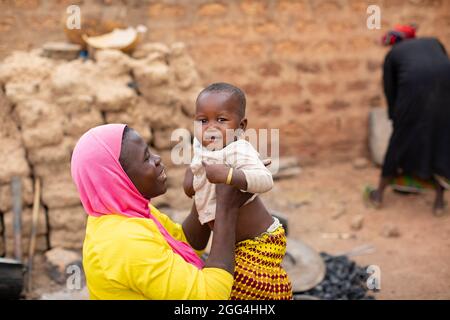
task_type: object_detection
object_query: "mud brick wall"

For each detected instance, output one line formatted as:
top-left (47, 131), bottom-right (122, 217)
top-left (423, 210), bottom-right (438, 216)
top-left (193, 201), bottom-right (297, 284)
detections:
top-left (1, 0), bottom-right (449, 163)
top-left (0, 43), bottom-right (201, 254)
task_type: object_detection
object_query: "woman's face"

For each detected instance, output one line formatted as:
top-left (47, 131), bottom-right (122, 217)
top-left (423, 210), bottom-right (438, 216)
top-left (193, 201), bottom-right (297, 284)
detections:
top-left (119, 128), bottom-right (167, 199)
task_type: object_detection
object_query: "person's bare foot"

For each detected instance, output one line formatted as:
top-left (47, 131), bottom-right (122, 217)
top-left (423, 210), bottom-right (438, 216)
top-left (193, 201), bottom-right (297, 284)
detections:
top-left (364, 186), bottom-right (382, 209)
top-left (433, 198), bottom-right (447, 217)
top-left (433, 185), bottom-right (447, 216)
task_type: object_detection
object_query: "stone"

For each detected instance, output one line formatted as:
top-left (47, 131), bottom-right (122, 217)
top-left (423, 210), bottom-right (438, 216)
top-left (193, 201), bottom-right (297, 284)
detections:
top-left (133, 61), bottom-right (170, 89)
top-left (55, 95), bottom-right (94, 114)
top-left (63, 109), bottom-right (104, 137)
top-left (28, 137), bottom-right (75, 165)
top-left (41, 171), bottom-right (80, 209)
top-left (0, 51), bottom-right (53, 84)
top-left (132, 42), bottom-right (170, 59)
top-left (95, 49), bottom-right (132, 77)
top-left (350, 215), bottom-right (364, 231)
top-left (4, 81), bottom-right (39, 104)
top-left (4, 235), bottom-right (48, 259)
top-left (48, 206), bottom-right (87, 232)
top-left (49, 230), bottom-right (85, 250)
top-left (3, 207), bottom-right (48, 238)
top-left (331, 203), bottom-right (347, 220)
top-left (272, 157), bottom-right (302, 180)
top-left (153, 128), bottom-right (176, 150)
top-left (45, 248), bottom-right (82, 284)
top-left (353, 157), bottom-right (369, 170)
top-left (369, 107), bottom-right (393, 166)
top-left (0, 177), bottom-right (34, 212)
top-left (0, 138), bottom-right (30, 183)
top-left (95, 82), bottom-right (137, 112)
top-left (21, 120), bottom-right (64, 149)
top-left (381, 224), bottom-right (401, 238)
top-left (50, 60), bottom-right (95, 96)
top-left (42, 42), bottom-right (81, 60)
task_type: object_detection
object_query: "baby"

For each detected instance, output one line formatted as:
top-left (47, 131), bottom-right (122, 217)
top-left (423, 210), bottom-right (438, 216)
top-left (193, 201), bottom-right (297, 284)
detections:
top-left (183, 82), bottom-right (292, 300)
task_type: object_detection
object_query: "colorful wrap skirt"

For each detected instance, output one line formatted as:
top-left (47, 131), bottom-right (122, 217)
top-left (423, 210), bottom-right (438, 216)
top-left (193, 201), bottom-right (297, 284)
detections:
top-left (230, 226), bottom-right (293, 300)
top-left (390, 174), bottom-right (450, 193)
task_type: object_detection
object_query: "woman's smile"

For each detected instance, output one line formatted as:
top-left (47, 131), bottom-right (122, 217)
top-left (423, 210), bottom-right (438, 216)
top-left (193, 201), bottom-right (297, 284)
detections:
top-left (157, 166), bottom-right (167, 182)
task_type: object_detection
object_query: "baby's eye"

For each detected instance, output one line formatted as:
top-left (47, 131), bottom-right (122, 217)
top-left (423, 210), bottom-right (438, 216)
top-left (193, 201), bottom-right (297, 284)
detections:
top-left (217, 118), bottom-right (227, 122)
top-left (196, 119), bottom-right (207, 124)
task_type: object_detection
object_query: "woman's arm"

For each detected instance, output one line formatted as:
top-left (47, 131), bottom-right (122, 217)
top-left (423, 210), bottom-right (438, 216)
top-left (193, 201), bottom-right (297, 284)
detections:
top-left (182, 203), bottom-right (211, 251)
top-left (204, 183), bottom-right (252, 274)
top-left (122, 185), bottom-right (252, 299)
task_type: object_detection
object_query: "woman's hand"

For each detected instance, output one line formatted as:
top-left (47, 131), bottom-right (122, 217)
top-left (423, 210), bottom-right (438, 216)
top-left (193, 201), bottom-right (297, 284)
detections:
top-left (215, 183), bottom-right (254, 210)
top-left (202, 161), bottom-right (229, 184)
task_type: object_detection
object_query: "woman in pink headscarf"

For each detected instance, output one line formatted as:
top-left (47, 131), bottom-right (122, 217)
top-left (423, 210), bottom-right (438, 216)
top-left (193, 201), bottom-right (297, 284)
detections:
top-left (71, 124), bottom-right (251, 299)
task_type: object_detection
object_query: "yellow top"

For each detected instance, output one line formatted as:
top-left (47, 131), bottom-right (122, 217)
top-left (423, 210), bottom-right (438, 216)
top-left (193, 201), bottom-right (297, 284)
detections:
top-left (82, 204), bottom-right (233, 300)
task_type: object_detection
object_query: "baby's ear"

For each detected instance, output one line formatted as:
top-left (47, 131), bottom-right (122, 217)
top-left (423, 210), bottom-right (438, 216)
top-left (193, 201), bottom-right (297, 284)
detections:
top-left (239, 118), bottom-right (248, 131)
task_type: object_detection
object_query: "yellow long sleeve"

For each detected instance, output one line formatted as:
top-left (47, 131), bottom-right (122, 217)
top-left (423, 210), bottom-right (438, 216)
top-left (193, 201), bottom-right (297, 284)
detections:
top-left (82, 208), bottom-right (233, 300)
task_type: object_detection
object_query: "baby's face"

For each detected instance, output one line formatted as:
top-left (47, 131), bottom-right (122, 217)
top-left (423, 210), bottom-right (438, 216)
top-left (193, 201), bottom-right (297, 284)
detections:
top-left (195, 92), bottom-right (244, 150)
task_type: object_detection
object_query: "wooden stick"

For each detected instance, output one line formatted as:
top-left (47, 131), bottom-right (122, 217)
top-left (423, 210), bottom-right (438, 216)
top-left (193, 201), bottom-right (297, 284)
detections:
top-left (12, 177), bottom-right (22, 262)
top-left (27, 178), bottom-right (41, 292)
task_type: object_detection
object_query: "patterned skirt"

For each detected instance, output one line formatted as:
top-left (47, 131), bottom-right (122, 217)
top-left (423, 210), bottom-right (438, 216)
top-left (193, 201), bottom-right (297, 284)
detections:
top-left (230, 226), bottom-right (293, 300)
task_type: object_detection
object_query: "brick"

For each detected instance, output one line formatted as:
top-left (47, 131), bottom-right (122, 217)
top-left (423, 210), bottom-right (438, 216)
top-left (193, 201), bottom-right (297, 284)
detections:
top-left (258, 61), bottom-right (282, 77)
top-left (240, 0), bottom-right (267, 16)
top-left (296, 62), bottom-right (322, 73)
top-left (327, 20), bottom-right (356, 33)
top-left (408, 0), bottom-right (443, 8)
top-left (291, 100), bottom-right (313, 114)
top-left (13, 0), bottom-right (40, 9)
top-left (312, 0), bottom-right (342, 11)
top-left (347, 80), bottom-right (370, 91)
top-left (308, 40), bottom-right (339, 54)
top-left (361, 94), bottom-right (383, 107)
top-left (178, 23), bottom-right (210, 38)
top-left (295, 19), bottom-right (318, 33)
top-left (214, 24), bottom-right (244, 38)
top-left (349, 37), bottom-right (375, 51)
top-left (235, 42), bottom-right (264, 59)
top-left (254, 104), bottom-right (282, 117)
top-left (308, 82), bottom-right (336, 95)
top-left (254, 22), bottom-right (281, 35)
top-left (197, 3), bottom-right (228, 16)
top-left (327, 99), bottom-right (350, 110)
top-left (242, 83), bottom-right (264, 95)
top-left (0, 15), bottom-right (15, 32)
top-left (349, 0), bottom-right (375, 11)
top-left (272, 82), bottom-right (302, 95)
top-left (277, 0), bottom-right (307, 13)
top-left (274, 40), bottom-right (304, 57)
top-left (367, 59), bottom-right (382, 71)
top-left (327, 59), bottom-right (360, 72)
top-left (148, 3), bottom-right (186, 19)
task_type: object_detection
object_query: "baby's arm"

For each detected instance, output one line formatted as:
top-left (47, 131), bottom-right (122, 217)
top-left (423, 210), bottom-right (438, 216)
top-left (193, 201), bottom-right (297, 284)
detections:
top-left (183, 166), bottom-right (195, 198)
top-left (230, 140), bottom-right (273, 193)
top-left (202, 162), bottom-right (248, 190)
top-left (202, 141), bottom-right (273, 193)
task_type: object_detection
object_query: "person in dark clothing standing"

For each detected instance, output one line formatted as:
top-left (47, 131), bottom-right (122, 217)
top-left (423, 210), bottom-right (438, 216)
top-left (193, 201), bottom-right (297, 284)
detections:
top-left (367, 25), bottom-right (450, 215)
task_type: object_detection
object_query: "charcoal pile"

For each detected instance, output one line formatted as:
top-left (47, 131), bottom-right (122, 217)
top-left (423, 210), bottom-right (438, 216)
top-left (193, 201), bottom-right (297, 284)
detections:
top-left (295, 252), bottom-right (376, 300)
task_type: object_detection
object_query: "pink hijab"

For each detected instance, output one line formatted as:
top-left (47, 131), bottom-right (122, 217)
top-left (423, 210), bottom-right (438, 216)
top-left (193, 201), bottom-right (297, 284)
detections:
top-left (71, 124), bottom-right (204, 269)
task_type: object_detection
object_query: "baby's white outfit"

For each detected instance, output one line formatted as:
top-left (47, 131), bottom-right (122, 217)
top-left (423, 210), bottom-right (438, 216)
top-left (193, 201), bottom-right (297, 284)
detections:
top-left (190, 138), bottom-right (273, 225)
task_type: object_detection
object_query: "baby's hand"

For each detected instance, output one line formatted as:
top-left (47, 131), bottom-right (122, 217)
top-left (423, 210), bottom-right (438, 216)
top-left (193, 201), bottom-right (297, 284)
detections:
top-left (183, 167), bottom-right (195, 198)
top-left (202, 161), bottom-right (230, 184)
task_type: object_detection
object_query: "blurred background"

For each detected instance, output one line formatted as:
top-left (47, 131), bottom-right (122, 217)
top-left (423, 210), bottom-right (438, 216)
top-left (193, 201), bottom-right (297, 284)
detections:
top-left (0, 0), bottom-right (449, 300)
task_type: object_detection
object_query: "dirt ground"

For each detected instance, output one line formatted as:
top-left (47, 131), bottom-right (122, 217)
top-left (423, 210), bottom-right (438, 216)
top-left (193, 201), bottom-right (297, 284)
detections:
top-left (261, 161), bottom-right (450, 300)
top-left (27, 161), bottom-right (450, 300)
